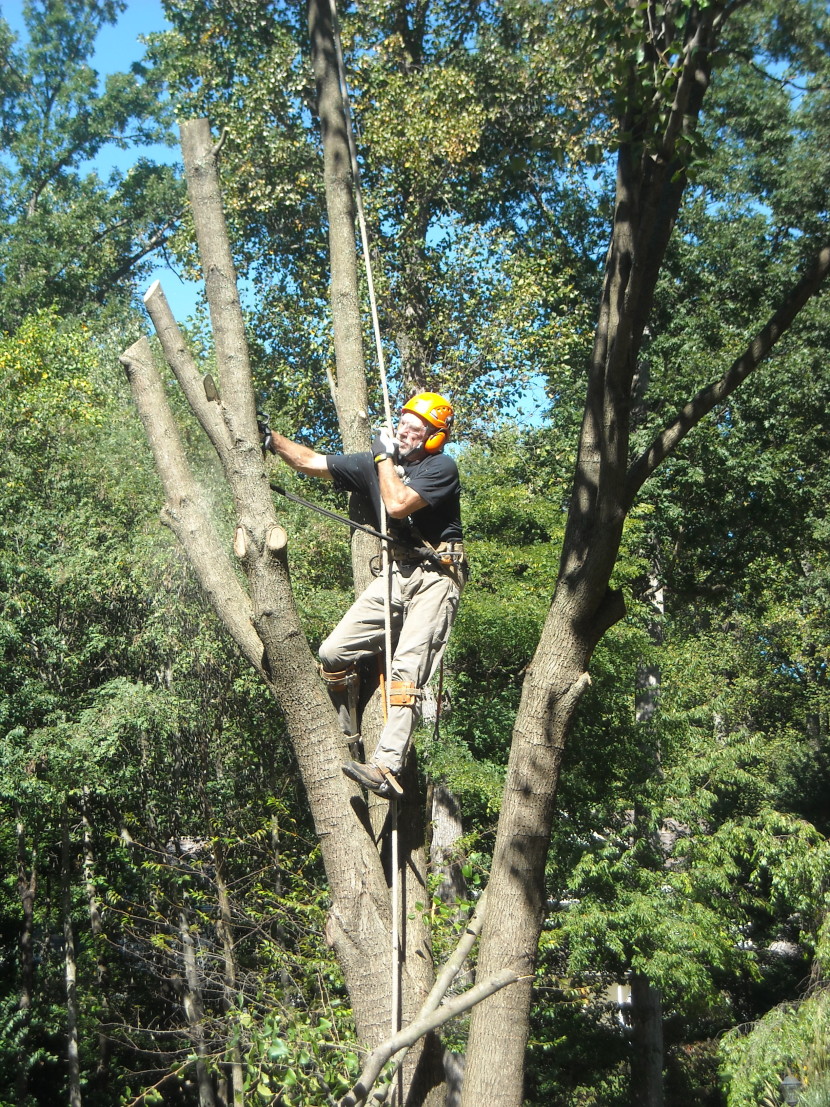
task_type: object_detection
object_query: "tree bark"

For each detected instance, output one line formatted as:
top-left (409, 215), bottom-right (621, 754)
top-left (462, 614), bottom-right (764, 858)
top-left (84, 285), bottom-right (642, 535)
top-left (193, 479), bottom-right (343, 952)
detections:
top-left (629, 973), bottom-right (665, 1107)
top-left (179, 904), bottom-right (216, 1107)
top-left (430, 783), bottom-right (467, 913)
top-left (62, 808), bottom-right (83, 1107)
top-left (16, 809), bottom-right (35, 1106)
top-left (462, 7), bottom-right (830, 1103)
top-left (307, 0), bottom-right (371, 455)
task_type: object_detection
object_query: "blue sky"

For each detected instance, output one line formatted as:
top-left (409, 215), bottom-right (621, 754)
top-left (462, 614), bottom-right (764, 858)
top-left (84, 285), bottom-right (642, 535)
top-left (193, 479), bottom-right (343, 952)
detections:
top-left (2, 0), bottom-right (202, 318)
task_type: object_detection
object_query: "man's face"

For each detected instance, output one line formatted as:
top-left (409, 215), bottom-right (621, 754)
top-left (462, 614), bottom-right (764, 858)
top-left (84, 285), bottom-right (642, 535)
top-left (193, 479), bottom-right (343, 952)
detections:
top-left (396, 413), bottom-right (429, 459)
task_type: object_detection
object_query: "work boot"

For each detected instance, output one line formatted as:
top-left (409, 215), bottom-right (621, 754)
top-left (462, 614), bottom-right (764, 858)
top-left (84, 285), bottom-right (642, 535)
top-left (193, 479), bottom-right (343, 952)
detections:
top-left (342, 761), bottom-right (402, 800)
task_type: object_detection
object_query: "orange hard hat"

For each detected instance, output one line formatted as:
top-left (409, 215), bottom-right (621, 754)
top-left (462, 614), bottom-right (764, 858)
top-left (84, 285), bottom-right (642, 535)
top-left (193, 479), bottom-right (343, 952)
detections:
top-left (401, 392), bottom-right (454, 452)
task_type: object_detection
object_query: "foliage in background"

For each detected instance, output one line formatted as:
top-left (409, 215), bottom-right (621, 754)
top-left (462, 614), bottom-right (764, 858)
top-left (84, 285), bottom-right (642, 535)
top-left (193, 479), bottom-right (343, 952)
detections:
top-left (1, 0), bottom-right (829, 1103)
top-left (0, 0), bottom-right (183, 331)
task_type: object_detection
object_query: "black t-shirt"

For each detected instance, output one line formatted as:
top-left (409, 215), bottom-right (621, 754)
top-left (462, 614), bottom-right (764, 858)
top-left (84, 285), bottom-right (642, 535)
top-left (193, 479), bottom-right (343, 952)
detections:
top-left (326, 451), bottom-right (462, 546)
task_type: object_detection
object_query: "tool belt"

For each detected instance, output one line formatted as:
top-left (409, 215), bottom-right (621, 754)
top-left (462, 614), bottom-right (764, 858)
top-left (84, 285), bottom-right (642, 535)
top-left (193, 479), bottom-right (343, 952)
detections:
top-left (389, 539), bottom-right (464, 564)
top-left (387, 540), bottom-right (468, 586)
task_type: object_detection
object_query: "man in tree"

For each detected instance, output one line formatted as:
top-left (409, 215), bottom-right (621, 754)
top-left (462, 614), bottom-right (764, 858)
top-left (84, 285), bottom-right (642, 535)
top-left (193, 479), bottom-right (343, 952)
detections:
top-left (269, 392), bottom-right (466, 798)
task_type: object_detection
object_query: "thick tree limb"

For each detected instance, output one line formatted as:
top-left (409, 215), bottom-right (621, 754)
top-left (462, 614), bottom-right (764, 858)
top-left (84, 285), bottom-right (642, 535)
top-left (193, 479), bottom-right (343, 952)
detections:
top-left (658, 7), bottom-right (716, 157)
top-left (143, 281), bottom-right (232, 459)
top-left (178, 119), bottom-right (262, 464)
top-left (307, 0), bottom-right (371, 454)
top-left (625, 243), bottom-right (830, 503)
top-left (119, 337), bottom-right (265, 675)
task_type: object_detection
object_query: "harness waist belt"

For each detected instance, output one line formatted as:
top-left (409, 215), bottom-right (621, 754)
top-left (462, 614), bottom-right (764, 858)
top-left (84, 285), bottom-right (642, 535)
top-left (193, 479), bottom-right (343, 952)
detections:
top-left (389, 540), bottom-right (465, 564)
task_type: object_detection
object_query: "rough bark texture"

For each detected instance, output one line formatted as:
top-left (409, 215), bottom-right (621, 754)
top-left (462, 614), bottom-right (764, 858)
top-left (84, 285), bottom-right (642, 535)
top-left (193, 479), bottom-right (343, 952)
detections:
top-left (122, 109), bottom-right (444, 1102)
top-left (461, 4), bottom-right (830, 1101)
top-left (430, 783), bottom-right (468, 911)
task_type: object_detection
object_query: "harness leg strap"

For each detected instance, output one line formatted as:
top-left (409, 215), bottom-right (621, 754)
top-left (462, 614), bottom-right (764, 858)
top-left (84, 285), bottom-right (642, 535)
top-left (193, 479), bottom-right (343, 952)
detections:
top-left (388, 680), bottom-right (421, 707)
top-left (320, 663), bottom-right (361, 738)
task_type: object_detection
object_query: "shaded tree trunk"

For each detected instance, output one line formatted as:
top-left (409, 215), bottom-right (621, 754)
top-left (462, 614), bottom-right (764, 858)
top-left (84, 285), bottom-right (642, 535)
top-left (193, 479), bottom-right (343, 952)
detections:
top-left (430, 783), bottom-right (468, 912)
top-left (213, 837), bottom-right (244, 1107)
top-left (62, 809), bottom-right (83, 1107)
top-left (461, 3), bottom-right (830, 1100)
top-left (179, 904), bottom-right (216, 1107)
top-left (82, 799), bottom-right (111, 1078)
top-left (15, 809), bottom-right (35, 1106)
top-left (628, 569), bottom-right (666, 1105)
top-left (629, 973), bottom-right (665, 1107)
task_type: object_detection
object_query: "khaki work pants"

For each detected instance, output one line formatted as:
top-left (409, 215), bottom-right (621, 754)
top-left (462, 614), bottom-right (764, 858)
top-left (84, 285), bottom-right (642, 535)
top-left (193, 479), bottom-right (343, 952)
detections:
top-left (318, 561), bottom-right (463, 774)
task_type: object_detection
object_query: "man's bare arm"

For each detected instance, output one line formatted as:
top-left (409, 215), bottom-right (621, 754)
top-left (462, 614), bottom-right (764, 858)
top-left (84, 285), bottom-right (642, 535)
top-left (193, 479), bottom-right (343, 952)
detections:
top-left (376, 457), bottom-right (428, 518)
top-left (269, 431), bottom-right (333, 479)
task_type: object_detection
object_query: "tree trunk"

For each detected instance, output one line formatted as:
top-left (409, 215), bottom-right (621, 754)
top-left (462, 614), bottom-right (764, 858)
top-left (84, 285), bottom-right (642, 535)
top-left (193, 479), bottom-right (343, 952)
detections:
top-left (430, 783), bottom-right (468, 914)
top-left (62, 809), bottom-right (83, 1107)
top-left (123, 112), bottom-right (441, 1099)
top-left (461, 20), bottom-right (830, 1104)
top-left (628, 572), bottom-right (666, 1105)
top-left (307, 0), bottom-right (371, 454)
top-left (16, 810), bottom-right (35, 1105)
top-left (462, 11), bottom-right (716, 1102)
top-left (306, 10), bottom-right (446, 1095)
top-left (82, 800), bottom-right (111, 1078)
top-left (179, 905), bottom-right (217, 1107)
top-left (213, 837), bottom-right (245, 1107)
top-left (463, 615), bottom-right (601, 1104)
top-left (629, 973), bottom-right (665, 1107)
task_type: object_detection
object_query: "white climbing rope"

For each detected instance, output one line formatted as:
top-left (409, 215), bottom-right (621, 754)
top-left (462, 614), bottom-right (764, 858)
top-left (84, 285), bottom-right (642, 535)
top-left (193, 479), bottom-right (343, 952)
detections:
top-left (328, 0), bottom-right (401, 1043)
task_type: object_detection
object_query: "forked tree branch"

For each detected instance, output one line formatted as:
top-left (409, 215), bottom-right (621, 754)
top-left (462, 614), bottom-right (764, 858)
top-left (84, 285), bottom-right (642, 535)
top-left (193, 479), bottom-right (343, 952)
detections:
top-left (625, 243), bottom-right (830, 505)
top-left (338, 890), bottom-right (520, 1107)
top-left (142, 280), bottom-right (232, 459)
top-left (341, 969), bottom-right (524, 1107)
top-left (119, 337), bottom-right (266, 675)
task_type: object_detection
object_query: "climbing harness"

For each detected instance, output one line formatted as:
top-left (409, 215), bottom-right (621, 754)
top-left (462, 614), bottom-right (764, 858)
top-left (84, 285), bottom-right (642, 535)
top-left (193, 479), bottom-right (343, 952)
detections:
top-left (268, 480), bottom-right (453, 571)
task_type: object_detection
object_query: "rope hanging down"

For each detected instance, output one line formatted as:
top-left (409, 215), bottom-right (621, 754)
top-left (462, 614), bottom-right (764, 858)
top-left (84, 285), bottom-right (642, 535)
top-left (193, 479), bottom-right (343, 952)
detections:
top-left (328, 0), bottom-right (402, 1047)
top-left (328, 0), bottom-right (393, 434)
